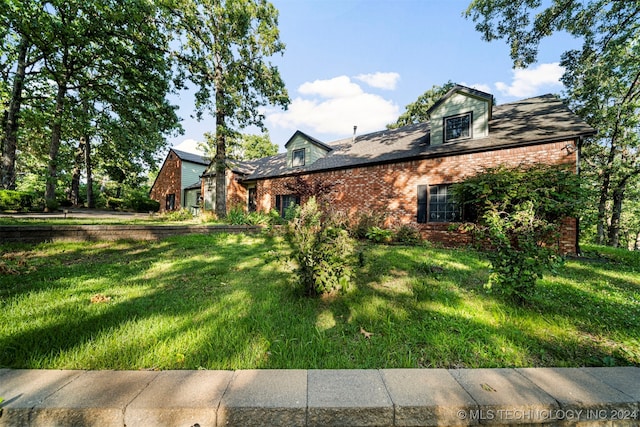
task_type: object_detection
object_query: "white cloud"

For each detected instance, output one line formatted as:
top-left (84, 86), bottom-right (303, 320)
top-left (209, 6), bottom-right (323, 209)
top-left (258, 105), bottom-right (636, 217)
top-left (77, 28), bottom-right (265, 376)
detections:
top-left (495, 62), bottom-right (565, 98)
top-left (298, 75), bottom-right (363, 98)
top-left (267, 75), bottom-right (400, 137)
top-left (173, 138), bottom-right (206, 155)
top-left (459, 82), bottom-right (492, 94)
top-left (354, 72), bottom-right (401, 90)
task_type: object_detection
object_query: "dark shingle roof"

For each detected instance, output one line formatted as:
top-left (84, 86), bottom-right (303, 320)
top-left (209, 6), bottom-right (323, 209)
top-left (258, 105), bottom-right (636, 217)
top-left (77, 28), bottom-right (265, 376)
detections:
top-left (243, 94), bottom-right (595, 181)
top-left (284, 130), bottom-right (334, 151)
top-left (184, 180), bottom-right (202, 190)
top-left (171, 148), bottom-right (209, 165)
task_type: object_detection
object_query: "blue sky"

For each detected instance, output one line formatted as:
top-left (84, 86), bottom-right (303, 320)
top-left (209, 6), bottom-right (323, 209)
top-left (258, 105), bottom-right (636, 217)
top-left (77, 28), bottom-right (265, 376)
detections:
top-left (170, 0), bottom-right (580, 154)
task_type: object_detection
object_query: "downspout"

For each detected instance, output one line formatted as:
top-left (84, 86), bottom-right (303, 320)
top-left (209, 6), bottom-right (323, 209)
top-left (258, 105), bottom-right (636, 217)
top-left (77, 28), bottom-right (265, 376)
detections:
top-left (576, 136), bottom-right (583, 256)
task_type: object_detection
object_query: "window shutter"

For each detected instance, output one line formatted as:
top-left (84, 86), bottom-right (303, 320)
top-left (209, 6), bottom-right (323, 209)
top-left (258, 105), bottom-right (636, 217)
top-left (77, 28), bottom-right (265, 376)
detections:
top-left (417, 185), bottom-right (427, 223)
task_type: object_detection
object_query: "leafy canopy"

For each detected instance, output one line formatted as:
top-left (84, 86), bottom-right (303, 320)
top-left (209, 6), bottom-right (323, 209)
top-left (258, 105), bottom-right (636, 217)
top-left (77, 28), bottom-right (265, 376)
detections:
top-left (387, 81), bottom-right (456, 129)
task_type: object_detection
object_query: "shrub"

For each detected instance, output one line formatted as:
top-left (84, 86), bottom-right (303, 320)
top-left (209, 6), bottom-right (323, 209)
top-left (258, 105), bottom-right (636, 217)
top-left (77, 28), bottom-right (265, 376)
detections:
top-left (365, 226), bottom-right (393, 243)
top-left (0, 190), bottom-right (33, 211)
top-left (199, 210), bottom-right (218, 223)
top-left (226, 205), bottom-right (247, 225)
top-left (161, 209), bottom-right (193, 221)
top-left (394, 223), bottom-right (422, 245)
top-left (452, 164), bottom-right (584, 305)
top-left (482, 202), bottom-right (563, 302)
top-left (107, 197), bottom-right (123, 210)
top-left (284, 197), bottom-right (357, 296)
top-left (266, 208), bottom-right (285, 226)
top-left (352, 211), bottom-right (387, 239)
top-left (225, 206), bottom-right (271, 226)
top-left (124, 192), bottom-right (160, 212)
top-left (45, 198), bottom-right (60, 212)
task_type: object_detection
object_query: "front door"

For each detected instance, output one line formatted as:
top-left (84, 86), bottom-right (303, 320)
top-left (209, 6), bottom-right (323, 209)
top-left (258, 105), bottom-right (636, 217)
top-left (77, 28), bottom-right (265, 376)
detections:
top-left (248, 187), bottom-right (257, 212)
top-left (166, 193), bottom-right (175, 211)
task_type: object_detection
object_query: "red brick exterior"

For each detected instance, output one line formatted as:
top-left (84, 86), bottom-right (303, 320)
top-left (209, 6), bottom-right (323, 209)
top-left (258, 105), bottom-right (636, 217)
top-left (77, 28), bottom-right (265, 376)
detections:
top-left (249, 140), bottom-right (579, 254)
top-left (228, 172), bottom-right (248, 209)
top-left (150, 151), bottom-right (182, 212)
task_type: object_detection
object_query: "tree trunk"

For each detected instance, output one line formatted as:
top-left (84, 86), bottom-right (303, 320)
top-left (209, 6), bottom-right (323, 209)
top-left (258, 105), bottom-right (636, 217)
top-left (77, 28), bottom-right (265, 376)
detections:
top-left (596, 171), bottom-right (610, 245)
top-left (69, 138), bottom-right (85, 206)
top-left (607, 171), bottom-right (638, 248)
top-left (45, 82), bottom-right (67, 210)
top-left (85, 134), bottom-right (94, 208)
top-left (1, 39), bottom-right (28, 190)
top-left (214, 129), bottom-right (226, 218)
top-left (214, 61), bottom-right (227, 218)
top-left (607, 181), bottom-right (626, 248)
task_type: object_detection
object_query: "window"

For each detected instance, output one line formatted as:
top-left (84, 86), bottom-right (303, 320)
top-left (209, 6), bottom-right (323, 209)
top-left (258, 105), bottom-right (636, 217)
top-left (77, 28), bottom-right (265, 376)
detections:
top-left (275, 194), bottom-right (300, 217)
top-left (417, 184), bottom-right (458, 223)
top-left (292, 148), bottom-right (305, 167)
top-left (429, 185), bottom-right (457, 222)
top-left (444, 112), bottom-right (472, 142)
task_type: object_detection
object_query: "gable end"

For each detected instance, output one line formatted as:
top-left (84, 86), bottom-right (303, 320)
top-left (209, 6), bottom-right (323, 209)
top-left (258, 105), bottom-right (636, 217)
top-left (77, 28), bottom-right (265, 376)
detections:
top-left (284, 130), bottom-right (332, 168)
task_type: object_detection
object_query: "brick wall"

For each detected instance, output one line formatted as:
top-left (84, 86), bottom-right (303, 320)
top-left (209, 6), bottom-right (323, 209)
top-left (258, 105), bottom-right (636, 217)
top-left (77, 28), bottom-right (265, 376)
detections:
top-left (150, 151), bottom-right (182, 212)
top-left (252, 140), bottom-right (578, 253)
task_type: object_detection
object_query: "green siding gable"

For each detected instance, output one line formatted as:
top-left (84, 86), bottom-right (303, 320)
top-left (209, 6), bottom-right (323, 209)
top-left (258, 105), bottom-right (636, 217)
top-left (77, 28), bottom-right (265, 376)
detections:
top-left (430, 92), bottom-right (490, 145)
top-left (286, 134), bottom-right (330, 168)
top-left (181, 161), bottom-right (206, 191)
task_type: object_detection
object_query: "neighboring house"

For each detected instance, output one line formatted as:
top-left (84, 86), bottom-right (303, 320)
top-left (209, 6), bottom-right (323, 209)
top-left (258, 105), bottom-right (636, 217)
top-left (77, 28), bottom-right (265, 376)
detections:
top-left (150, 148), bottom-right (209, 213)
top-left (201, 85), bottom-right (596, 253)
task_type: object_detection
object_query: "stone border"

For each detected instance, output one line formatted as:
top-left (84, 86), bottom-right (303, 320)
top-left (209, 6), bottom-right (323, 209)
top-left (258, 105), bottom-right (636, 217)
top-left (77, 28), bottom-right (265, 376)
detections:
top-left (0, 367), bottom-right (638, 426)
top-left (0, 224), bottom-right (262, 243)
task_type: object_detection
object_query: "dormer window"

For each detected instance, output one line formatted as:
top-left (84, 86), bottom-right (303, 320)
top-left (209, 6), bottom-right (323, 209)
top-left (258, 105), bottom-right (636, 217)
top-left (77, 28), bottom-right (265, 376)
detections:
top-left (292, 148), bottom-right (305, 167)
top-left (444, 112), bottom-right (472, 143)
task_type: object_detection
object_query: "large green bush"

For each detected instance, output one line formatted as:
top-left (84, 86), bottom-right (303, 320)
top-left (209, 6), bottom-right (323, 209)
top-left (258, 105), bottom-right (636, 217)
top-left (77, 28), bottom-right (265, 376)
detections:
top-left (284, 197), bottom-right (357, 296)
top-left (0, 190), bottom-right (33, 211)
top-left (226, 205), bottom-right (271, 225)
top-left (124, 192), bottom-right (160, 212)
top-left (453, 164), bottom-right (584, 304)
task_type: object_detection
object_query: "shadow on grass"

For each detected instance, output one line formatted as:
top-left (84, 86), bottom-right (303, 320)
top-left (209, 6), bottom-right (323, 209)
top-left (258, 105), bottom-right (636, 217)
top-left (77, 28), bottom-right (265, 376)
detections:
top-left (1, 235), bottom-right (638, 369)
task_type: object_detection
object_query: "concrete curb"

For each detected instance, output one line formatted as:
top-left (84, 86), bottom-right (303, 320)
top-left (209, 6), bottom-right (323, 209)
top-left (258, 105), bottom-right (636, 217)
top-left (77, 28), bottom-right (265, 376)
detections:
top-left (0, 367), bottom-right (638, 426)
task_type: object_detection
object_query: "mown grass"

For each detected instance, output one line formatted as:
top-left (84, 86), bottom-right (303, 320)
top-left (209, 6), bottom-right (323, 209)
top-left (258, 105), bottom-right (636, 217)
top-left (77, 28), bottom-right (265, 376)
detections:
top-left (0, 234), bottom-right (638, 370)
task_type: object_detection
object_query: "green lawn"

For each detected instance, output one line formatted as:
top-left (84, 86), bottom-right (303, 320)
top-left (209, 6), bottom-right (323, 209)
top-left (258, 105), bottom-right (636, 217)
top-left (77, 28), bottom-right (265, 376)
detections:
top-left (0, 233), bottom-right (638, 370)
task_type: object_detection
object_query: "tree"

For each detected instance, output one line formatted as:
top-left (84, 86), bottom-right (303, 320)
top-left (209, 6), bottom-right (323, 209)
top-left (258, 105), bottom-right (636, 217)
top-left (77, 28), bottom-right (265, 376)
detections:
top-left (465, 0), bottom-right (640, 247)
top-left (453, 164), bottom-right (584, 304)
top-left (1, 0), bottom-right (180, 208)
top-left (205, 131), bottom-right (279, 161)
top-left (561, 29), bottom-right (640, 247)
top-left (232, 133), bottom-right (279, 160)
top-left (0, 0), bottom-right (43, 190)
top-left (171, 0), bottom-right (289, 218)
top-left (387, 81), bottom-right (456, 129)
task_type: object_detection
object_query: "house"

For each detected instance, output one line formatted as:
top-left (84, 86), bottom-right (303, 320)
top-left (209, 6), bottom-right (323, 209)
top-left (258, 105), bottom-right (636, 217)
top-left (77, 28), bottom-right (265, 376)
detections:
top-left (201, 85), bottom-right (595, 253)
top-left (150, 148), bottom-right (209, 213)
